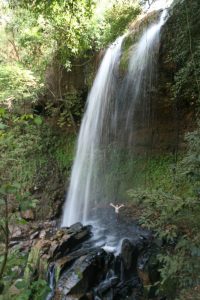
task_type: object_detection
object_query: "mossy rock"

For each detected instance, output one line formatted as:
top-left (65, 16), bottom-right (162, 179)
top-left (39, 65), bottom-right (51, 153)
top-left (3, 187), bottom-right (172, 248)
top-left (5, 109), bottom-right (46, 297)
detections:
top-left (24, 240), bottom-right (49, 284)
top-left (119, 10), bottom-right (161, 73)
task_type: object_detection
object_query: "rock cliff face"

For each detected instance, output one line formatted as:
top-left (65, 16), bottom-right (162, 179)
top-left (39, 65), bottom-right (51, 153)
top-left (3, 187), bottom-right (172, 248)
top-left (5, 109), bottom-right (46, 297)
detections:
top-left (148, 0), bottom-right (199, 154)
top-left (36, 55), bottom-right (98, 132)
top-left (118, 1), bottom-right (198, 155)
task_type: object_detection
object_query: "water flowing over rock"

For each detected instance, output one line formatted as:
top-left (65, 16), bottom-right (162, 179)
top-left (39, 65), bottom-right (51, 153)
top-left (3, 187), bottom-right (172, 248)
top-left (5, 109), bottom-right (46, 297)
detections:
top-left (61, 36), bottom-right (124, 227)
top-left (62, 9), bottom-right (168, 227)
top-left (56, 7), bottom-right (171, 299)
top-left (7, 218), bottom-right (157, 300)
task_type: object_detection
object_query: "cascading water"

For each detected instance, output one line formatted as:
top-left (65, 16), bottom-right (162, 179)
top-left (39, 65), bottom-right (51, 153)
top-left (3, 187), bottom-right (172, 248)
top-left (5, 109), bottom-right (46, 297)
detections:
top-left (61, 36), bottom-right (124, 226)
top-left (62, 9), bottom-right (168, 228)
top-left (113, 9), bottom-right (168, 148)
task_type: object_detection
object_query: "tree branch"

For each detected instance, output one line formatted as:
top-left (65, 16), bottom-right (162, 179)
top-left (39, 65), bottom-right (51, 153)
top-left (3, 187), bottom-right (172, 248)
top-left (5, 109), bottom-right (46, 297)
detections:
top-left (0, 197), bottom-right (9, 280)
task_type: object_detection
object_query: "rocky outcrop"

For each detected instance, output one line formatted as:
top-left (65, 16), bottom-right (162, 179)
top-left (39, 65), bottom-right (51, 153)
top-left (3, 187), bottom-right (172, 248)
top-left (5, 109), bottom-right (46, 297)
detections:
top-left (9, 219), bottom-right (160, 300)
top-left (53, 230), bottom-right (151, 300)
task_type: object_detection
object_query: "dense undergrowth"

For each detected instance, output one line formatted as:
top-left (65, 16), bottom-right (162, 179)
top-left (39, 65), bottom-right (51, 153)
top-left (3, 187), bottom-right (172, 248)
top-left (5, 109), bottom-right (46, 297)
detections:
top-left (0, 107), bottom-right (75, 211)
top-left (128, 126), bottom-right (200, 299)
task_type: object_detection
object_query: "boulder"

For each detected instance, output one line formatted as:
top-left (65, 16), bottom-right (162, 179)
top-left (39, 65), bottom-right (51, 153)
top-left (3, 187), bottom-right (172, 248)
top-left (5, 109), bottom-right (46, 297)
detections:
top-left (137, 248), bottom-right (160, 298)
top-left (23, 223), bottom-right (92, 286)
top-left (121, 239), bottom-right (135, 271)
top-left (55, 249), bottom-right (108, 299)
top-left (49, 225), bottom-right (92, 260)
top-left (54, 248), bottom-right (92, 281)
top-left (20, 209), bottom-right (35, 221)
top-left (94, 276), bottom-right (119, 297)
top-left (9, 225), bottom-right (22, 240)
top-left (30, 230), bottom-right (40, 240)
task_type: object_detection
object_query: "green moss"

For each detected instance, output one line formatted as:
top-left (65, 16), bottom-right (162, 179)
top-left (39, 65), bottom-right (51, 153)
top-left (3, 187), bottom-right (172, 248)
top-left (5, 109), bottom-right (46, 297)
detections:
top-left (119, 32), bottom-right (140, 73)
top-left (97, 146), bottom-right (177, 204)
top-left (54, 264), bottom-right (61, 284)
top-left (52, 134), bottom-right (76, 176)
top-left (119, 34), bottom-right (134, 73)
top-left (119, 10), bottom-right (161, 73)
top-left (24, 242), bottom-right (49, 284)
top-left (24, 246), bottom-right (41, 283)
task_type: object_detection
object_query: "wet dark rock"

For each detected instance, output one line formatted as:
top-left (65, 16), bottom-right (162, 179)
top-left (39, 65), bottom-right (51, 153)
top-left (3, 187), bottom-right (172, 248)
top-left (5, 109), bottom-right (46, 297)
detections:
top-left (137, 248), bottom-right (160, 298)
top-left (94, 276), bottom-right (119, 297)
top-left (68, 222), bottom-right (84, 233)
top-left (30, 231), bottom-right (40, 240)
top-left (17, 222), bottom-right (92, 288)
top-left (0, 282), bottom-right (4, 294)
top-left (121, 239), bottom-right (135, 271)
top-left (50, 225), bottom-right (92, 260)
top-left (55, 248), bottom-right (108, 299)
top-left (113, 277), bottom-right (142, 300)
top-left (54, 248), bottom-right (93, 277)
top-left (15, 219), bottom-right (158, 300)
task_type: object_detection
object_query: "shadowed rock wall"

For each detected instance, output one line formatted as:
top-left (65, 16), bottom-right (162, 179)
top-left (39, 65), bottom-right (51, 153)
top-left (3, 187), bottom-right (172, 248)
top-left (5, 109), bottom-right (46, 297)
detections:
top-left (119, 2), bottom-right (198, 155)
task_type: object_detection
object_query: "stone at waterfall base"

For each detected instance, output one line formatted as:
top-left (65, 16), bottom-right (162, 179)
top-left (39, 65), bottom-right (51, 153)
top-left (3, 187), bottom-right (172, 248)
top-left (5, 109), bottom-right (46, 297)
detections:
top-left (9, 219), bottom-right (161, 300)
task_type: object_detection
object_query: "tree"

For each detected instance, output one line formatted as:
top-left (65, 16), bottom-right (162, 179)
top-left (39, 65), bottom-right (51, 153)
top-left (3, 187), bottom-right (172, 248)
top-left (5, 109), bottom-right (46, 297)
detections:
top-left (103, 0), bottom-right (141, 44)
top-left (7, 0), bottom-right (99, 69)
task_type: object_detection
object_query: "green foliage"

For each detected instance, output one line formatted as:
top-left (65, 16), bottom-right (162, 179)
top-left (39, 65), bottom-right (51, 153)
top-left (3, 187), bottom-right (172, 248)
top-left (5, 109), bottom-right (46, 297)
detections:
top-left (3, 7), bottom-right (55, 76)
top-left (46, 90), bottom-right (84, 129)
top-left (0, 254), bottom-right (29, 299)
top-left (128, 189), bottom-right (183, 241)
top-left (0, 63), bottom-right (42, 104)
top-left (52, 134), bottom-right (75, 174)
top-left (7, 0), bottom-right (100, 68)
top-left (0, 112), bottom-right (43, 188)
top-left (30, 279), bottom-right (50, 300)
top-left (163, 0), bottom-right (200, 104)
top-left (128, 124), bottom-right (200, 298)
top-left (103, 0), bottom-right (141, 44)
top-left (179, 125), bottom-right (200, 186)
top-left (0, 105), bottom-right (76, 223)
top-left (0, 277), bottom-right (50, 300)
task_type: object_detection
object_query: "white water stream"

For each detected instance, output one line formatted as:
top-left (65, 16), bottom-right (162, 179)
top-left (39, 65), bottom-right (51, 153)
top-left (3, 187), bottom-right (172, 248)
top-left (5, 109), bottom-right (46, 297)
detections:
top-left (61, 36), bottom-right (124, 226)
top-left (62, 8), bottom-right (168, 228)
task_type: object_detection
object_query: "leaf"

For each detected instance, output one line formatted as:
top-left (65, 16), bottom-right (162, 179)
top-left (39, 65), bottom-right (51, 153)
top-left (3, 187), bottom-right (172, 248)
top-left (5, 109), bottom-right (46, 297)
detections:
top-left (15, 280), bottom-right (27, 289)
top-left (19, 218), bottom-right (28, 225)
top-left (0, 183), bottom-right (20, 195)
top-left (0, 187), bottom-right (6, 195)
top-left (0, 108), bottom-right (6, 116)
top-left (34, 116), bottom-right (43, 125)
top-left (0, 199), bottom-right (5, 205)
top-left (0, 123), bottom-right (8, 130)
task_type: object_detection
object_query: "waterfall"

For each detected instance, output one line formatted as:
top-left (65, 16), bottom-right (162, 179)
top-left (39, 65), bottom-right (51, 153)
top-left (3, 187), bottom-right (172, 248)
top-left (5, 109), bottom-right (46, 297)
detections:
top-left (115, 9), bottom-right (168, 147)
top-left (61, 36), bottom-right (124, 226)
top-left (61, 9), bottom-right (168, 227)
